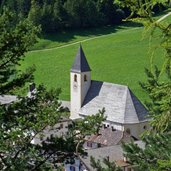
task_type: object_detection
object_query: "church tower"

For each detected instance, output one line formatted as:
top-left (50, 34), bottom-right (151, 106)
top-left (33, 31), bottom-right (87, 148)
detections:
top-left (70, 45), bottom-right (91, 119)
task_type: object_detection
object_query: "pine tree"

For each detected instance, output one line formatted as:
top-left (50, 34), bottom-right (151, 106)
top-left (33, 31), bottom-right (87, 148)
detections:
top-left (0, 8), bottom-right (68, 170)
top-left (0, 8), bottom-right (107, 170)
top-left (90, 156), bottom-right (122, 171)
top-left (28, 0), bottom-right (41, 26)
top-left (117, 1), bottom-right (171, 170)
top-left (68, 108), bottom-right (106, 155)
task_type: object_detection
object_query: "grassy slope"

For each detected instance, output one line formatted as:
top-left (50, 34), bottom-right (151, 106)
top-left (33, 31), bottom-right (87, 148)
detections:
top-left (20, 22), bottom-right (165, 102)
top-left (31, 22), bottom-right (142, 50)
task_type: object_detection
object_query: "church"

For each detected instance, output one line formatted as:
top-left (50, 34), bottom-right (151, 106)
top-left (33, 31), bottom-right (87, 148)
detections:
top-left (0, 45), bottom-right (150, 140)
top-left (69, 45), bottom-right (149, 139)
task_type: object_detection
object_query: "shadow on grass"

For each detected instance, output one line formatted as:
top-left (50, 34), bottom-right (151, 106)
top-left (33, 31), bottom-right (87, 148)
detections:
top-left (31, 21), bottom-right (143, 50)
top-left (43, 21), bottom-right (143, 42)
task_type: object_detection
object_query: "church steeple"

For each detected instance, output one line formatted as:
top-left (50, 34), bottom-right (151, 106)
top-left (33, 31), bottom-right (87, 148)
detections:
top-left (70, 45), bottom-right (91, 119)
top-left (71, 45), bottom-right (91, 73)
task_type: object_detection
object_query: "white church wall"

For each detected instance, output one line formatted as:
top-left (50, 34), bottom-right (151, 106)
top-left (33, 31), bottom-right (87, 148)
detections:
top-left (103, 121), bottom-right (124, 131)
top-left (124, 121), bottom-right (149, 139)
top-left (80, 72), bottom-right (91, 105)
top-left (64, 158), bottom-right (80, 171)
top-left (77, 114), bottom-right (149, 139)
top-left (102, 120), bottom-right (149, 139)
top-left (70, 72), bottom-right (82, 119)
top-left (70, 72), bottom-right (91, 119)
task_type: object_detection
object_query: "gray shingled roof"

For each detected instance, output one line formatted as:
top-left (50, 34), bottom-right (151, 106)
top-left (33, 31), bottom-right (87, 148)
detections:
top-left (80, 145), bottom-right (124, 170)
top-left (80, 141), bottom-right (145, 171)
top-left (0, 95), bottom-right (17, 104)
top-left (87, 127), bottom-right (131, 146)
top-left (32, 119), bottom-right (72, 145)
top-left (71, 45), bottom-right (91, 73)
top-left (79, 81), bottom-right (148, 124)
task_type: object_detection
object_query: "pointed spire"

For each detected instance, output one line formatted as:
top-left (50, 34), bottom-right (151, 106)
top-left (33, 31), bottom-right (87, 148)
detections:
top-left (71, 45), bottom-right (91, 73)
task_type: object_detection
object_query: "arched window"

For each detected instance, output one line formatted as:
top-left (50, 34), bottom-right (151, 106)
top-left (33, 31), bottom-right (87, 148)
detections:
top-left (74, 74), bottom-right (77, 82)
top-left (84, 75), bottom-right (87, 82)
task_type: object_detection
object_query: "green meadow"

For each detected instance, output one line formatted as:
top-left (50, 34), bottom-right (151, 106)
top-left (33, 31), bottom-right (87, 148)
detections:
top-left (21, 21), bottom-right (166, 102)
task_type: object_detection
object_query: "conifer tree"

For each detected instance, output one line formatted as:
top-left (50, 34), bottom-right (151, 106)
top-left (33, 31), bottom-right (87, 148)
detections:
top-left (0, 8), bottom-right (107, 170)
top-left (91, 156), bottom-right (122, 171)
top-left (28, 0), bottom-right (41, 26)
top-left (116, 0), bottom-right (171, 170)
top-left (0, 8), bottom-right (68, 170)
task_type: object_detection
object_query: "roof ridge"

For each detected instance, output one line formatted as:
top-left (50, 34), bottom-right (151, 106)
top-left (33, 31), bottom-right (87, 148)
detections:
top-left (126, 88), bottom-right (139, 122)
top-left (123, 87), bottom-right (129, 124)
top-left (128, 88), bottom-right (148, 122)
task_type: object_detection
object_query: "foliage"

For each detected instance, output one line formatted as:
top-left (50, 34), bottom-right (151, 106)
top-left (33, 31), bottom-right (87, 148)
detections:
top-left (0, 8), bottom-right (40, 94)
top-left (0, 9), bottom-right (69, 170)
top-left (118, 0), bottom-right (171, 132)
top-left (90, 156), bottom-right (122, 171)
top-left (0, 9), bottom-right (106, 169)
top-left (116, 0), bottom-right (168, 18)
top-left (68, 108), bottom-right (106, 155)
top-left (117, 0), bottom-right (171, 170)
top-left (0, 86), bottom-right (67, 171)
top-left (28, 0), bottom-right (41, 27)
top-left (140, 67), bottom-right (171, 132)
top-left (122, 132), bottom-right (171, 170)
top-left (1, 0), bottom-right (125, 33)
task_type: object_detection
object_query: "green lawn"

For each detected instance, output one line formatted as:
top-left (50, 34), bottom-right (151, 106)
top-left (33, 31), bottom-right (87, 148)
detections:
top-left (21, 21), bottom-right (166, 102)
top-left (31, 22), bottom-right (142, 51)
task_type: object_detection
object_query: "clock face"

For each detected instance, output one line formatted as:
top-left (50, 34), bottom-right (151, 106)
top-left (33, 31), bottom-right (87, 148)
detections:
top-left (73, 83), bottom-right (77, 89)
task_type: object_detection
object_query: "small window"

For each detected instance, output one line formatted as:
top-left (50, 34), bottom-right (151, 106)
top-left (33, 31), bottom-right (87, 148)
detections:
top-left (126, 128), bottom-right (131, 134)
top-left (143, 125), bottom-right (147, 130)
top-left (84, 75), bottom-right (87, 82)
top-left (111, 126), bottom-right (116, 131)
top-left (74, 74), bottom-right (77, 82)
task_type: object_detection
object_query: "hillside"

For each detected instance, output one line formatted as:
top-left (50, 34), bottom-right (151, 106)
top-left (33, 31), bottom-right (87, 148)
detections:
top-left (21, 22), bottom-right (165, 102)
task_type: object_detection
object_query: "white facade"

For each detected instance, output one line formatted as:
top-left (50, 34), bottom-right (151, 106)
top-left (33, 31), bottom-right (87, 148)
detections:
top-left (70, 71), bottom-right (91, 119)
top-left (102, 120), bottom-right (149, 139)
top-left (70, 46), bottom-right (149, 140)
top-left (64, 158), bottom-right (87, 171)
top-left (64, 158), bottom-right (81, 171)
top-left (124, 121), bottom-right (149, 139)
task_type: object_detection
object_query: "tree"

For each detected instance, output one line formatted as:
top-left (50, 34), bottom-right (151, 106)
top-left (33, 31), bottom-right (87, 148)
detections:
top-left (0, 8), bottom-right (39, 93)
top-left (116, 0), bottom-right (171, 170)
top-left (53, 0), bottom-right (68, 30)
top-left (1, 0), bottom-right (127, 33)
top-left (0, 8), bottom-right (69, 170)
top-left (90, 156), bottom-right (122, 171)
top-left (0, 9), bottom-right (106, 170)
top-left (122, 132), bottom-right (171, 171)
top-left (68, 108), bottom-right (106, 155)
top-left (97, 0), bottom-right (118, 24)
top-left (28, 0), bottom-right (42, 27)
